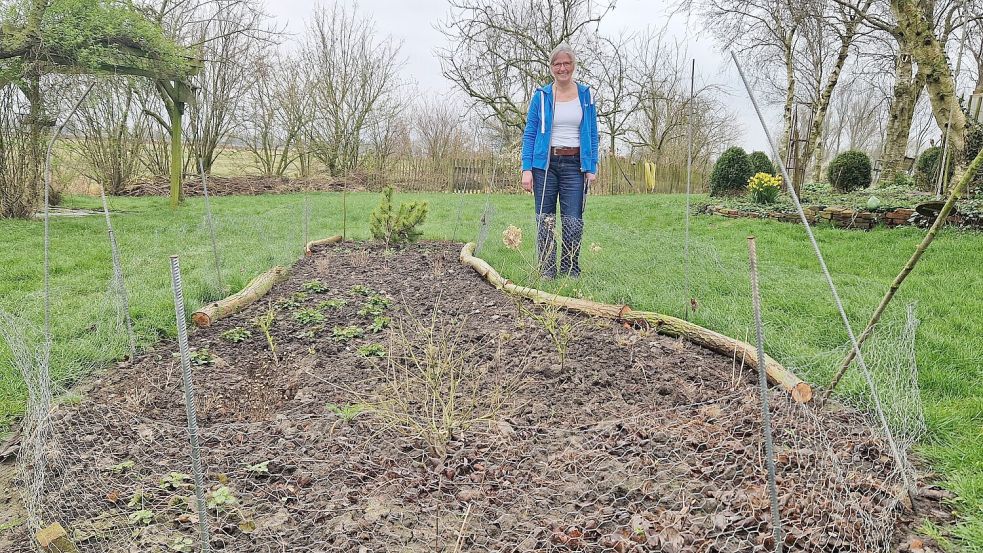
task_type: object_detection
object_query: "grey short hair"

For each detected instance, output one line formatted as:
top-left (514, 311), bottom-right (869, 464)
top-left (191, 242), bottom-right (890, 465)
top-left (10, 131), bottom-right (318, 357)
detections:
top-left (549, 43), bottom-right (576, 66)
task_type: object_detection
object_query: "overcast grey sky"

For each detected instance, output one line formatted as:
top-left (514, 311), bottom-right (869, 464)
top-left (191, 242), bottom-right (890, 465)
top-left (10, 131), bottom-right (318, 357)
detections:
top-left (266, 0), bottom-right (775, 151)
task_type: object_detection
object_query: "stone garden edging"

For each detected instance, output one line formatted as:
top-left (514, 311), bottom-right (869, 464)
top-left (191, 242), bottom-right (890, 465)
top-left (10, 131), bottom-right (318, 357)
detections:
top-left (705, 204), bottom-right (983, 230)
top-left (705, 205), bottom-right (917, 230)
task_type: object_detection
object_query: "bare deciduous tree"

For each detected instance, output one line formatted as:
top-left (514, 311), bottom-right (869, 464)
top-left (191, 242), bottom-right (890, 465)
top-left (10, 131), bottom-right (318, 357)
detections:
top-left (413, 94), bottom-right (470, 160)
top-left (700, 0), bottom-right (805, 160)
top-left (70, 78), bottom-right (147, 194)
top-left (0, 86), bottom-right (37, 218)
top-left (303, 3), bottom-right (403, 177)
top-left (242, 53), bottom-right (308, 177)
top-left (626, 30), bottom-right (736, 172)
top-left (795, 0), bottom-right (873, 181)
top-left (587, 32), bottom-right (639, 155)
top-left (438, 0), bottom-right (614, 147)
top-left (188, 0), bottom-right (275, 174)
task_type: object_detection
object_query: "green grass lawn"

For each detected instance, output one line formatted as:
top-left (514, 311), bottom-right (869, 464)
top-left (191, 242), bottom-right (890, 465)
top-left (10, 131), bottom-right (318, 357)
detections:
top-left (1, 191), bottom-right (981, 548)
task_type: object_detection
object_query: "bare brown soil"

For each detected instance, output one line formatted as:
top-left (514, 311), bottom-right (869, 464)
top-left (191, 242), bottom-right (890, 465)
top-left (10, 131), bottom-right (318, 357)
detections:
top-left (2, 242), bottom-right (952, 552)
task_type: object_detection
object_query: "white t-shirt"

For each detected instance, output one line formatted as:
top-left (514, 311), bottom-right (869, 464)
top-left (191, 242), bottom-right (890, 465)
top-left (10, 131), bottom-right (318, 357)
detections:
top-left (550, 98), bottom-right (582, 148)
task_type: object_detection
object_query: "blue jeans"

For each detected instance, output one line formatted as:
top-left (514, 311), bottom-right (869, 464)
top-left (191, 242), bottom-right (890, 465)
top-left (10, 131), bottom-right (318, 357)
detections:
top-left (531, 156), bottom-right (586, 278)
top-left (531, 155), bottom-right (586, 218)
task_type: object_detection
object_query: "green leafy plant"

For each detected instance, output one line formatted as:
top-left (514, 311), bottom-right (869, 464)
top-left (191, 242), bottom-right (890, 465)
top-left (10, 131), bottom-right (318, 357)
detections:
top-left (301, 279), bottom-right (328, 293)
top-left (221, 326), bottom-right (252, 343)
top-left (128, 509), bottom-right (154, 526)
top-left (169, 536), bottom-right (194, 552)
top-left (748, 150), bottom-right (775, 175)
top-left (245, 460), bottom-right (271, 475)
top-left (358, 294), bottom-right (392, 316)
top-left (827, 150), bottom-right (872, 192)
top-left (294, 308), bottom-right (325, 326)
top-left (710, 146), bottom-right (754, 196)
top-left (369, 186), bottom-right (429, 246)
top-left (189, 349), bottom-right (214, 366)
top-left (317, 298), bottom-right (347, 310)
top-left (109, 459), bottom-right (135, 474)
top-left (159, 471), bottom-right (191, 490)
top-left (294, 325), bottom-right (324, 340)
top-left (332, 325), bottom-right (364, 342)
top-left (277, 291), bottom-right (309, 309)
top-left (127, 490), bottom-right (145, 508)
top-left (358, 343), bottom-right (386, 357)
top-left (889, 172), bottom-right (915, 188)
top-left (350, 284), bottom-right (373, 296)
top-left (326, 402), bottom-right (369, 421)
top-left (370, 316), bottom-right (391, 333)
top-left (206, 485), bottom-right (238, 510)
top-left (747, 172), bottom-right (782, 204)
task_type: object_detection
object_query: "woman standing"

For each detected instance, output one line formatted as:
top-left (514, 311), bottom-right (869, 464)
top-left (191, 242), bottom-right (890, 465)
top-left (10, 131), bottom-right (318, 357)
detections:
top-left (520, 43), bottom-right (599, 279)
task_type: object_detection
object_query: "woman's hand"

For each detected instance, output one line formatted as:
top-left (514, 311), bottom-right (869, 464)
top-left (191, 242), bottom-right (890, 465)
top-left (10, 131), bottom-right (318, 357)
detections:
top-left (585, 172), bottom-right (596, 183)
top-left (521, 170), bottom-right (533, 192)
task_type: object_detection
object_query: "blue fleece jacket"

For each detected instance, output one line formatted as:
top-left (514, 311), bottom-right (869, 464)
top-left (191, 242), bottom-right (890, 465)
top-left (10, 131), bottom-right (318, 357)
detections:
top-left (521, 82), bottom-right (599, 174)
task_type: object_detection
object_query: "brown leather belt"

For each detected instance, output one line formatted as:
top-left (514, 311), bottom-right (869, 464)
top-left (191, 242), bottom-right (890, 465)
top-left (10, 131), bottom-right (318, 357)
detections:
top-left (551, 146), bottom-right (580, 157)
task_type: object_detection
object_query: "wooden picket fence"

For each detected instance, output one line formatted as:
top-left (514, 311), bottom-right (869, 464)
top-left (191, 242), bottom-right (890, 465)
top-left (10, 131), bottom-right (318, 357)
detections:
top-left (362, 157), bottom-right (708, 195)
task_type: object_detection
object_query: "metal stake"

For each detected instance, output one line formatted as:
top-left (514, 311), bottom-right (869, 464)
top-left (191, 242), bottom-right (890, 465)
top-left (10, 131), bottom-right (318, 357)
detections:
top-left (169, 256), bottom-right (212, 552)
top-left (747, 236), bottom-right (784, 552)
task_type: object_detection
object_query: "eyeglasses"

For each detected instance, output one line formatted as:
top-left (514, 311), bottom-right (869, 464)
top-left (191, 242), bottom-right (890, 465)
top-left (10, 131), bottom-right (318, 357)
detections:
top-left (552, 61), bottom-right (573, 69)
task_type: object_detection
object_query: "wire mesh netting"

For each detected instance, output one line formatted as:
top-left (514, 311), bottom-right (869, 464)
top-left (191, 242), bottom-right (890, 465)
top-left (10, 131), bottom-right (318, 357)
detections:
top-left (3, 230), bottom-right (932, 552)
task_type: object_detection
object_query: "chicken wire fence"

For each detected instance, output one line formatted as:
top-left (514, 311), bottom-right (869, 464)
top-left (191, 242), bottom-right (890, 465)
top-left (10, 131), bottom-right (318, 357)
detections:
top-left (4, 301), bottom-right (922, 553)
top-left (2, 148), bottom-right (929, 552)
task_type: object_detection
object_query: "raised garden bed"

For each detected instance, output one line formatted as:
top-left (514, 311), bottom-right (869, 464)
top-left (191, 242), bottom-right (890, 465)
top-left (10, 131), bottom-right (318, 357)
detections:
top-left (699, 184), bottom-right (983, 230)
top-left (7, 242), bottom-right (952, 552)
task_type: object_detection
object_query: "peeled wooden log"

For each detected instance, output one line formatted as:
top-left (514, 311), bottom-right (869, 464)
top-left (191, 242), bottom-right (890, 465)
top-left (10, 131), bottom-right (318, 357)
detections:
top-left (192, 266), bottom-right (289, 327)
top-left (305, 235), bottom-right (343, 256)
top-left (460, 242), bottom-right (812, 404)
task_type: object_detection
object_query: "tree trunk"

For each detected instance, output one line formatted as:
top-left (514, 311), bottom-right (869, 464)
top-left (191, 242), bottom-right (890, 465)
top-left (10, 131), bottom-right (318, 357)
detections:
top-left (801, 11), bottom-right (866, 183)
top-left (168, 100), bottom-right (184, 207)
top-left (891, 0), bottom-right (967, 163)
top-left (880, 47), bottom-right (921, 184)
top-left (24, 71), bottom-right (45, 215)
top-left (779, 42), bottom-right (796, 164)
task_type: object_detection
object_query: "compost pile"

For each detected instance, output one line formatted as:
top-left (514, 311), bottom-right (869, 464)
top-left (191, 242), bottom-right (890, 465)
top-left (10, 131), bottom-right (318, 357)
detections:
top-left (13, 242), bottom-right (948, 552)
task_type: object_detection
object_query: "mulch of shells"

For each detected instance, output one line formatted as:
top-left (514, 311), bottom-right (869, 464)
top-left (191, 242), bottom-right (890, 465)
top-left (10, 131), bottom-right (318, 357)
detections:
top-left (9, 242), bottom-right (951, 552)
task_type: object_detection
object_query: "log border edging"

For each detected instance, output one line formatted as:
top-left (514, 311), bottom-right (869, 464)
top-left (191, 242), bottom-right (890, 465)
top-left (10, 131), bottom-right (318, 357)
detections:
top-left (459, 242), bottom-right (813, 403)
top-left (192, 235), bottom-right (344, 327)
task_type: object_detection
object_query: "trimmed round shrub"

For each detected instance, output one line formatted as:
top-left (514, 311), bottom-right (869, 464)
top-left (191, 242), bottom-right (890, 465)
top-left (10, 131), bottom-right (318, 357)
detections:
top-left (827, 150), bottom-right (872, 192)
top-left (914, 146), bottom-right (954, 191)
top-left (748, 151), bottom-right (775, 176)
top-left (710, 147), bottom-right (754, 196)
